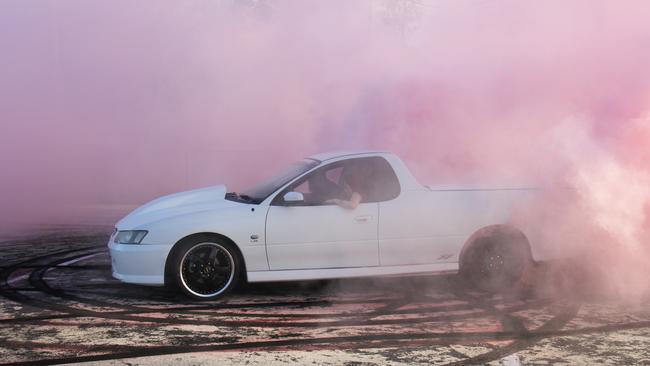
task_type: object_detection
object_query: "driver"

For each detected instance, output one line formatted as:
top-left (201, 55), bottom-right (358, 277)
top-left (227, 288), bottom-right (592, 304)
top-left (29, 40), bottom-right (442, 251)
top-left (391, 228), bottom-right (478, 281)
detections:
top-left (308, 170), bottom-right (342, 204)
top-left (325, 162), bottom-right (372, 209)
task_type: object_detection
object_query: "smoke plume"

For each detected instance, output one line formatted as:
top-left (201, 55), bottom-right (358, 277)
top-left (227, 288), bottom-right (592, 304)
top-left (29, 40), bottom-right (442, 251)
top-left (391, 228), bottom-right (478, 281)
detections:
top-left (1, 0), bottom-right (650, 298)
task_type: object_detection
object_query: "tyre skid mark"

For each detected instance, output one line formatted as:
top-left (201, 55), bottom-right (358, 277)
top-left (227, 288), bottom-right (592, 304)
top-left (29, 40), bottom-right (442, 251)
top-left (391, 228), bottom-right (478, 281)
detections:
top-left (0, 238), bottom-right (648, 366)
top-left (6, 320), bottom-right (649, 366)
top-left (6, 251), bottom-right (526, 328)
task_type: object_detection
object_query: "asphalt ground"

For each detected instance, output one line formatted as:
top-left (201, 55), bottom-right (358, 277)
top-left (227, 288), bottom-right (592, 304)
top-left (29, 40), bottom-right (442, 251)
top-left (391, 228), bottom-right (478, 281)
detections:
top-left (0, 227), bottom-right (649, 365)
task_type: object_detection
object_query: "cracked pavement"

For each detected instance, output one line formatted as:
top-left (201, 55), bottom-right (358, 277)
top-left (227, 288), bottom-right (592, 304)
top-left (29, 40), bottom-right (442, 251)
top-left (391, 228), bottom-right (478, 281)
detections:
top-left (0, 227), bottom-right (648, 365)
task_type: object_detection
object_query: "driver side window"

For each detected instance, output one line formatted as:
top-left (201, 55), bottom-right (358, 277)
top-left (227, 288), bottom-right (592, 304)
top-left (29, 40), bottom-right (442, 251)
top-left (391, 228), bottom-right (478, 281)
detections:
top-left (291, 166), bottom-right (343, 195)
top-left (273, 156), bottom-right (400, 206)
top-left (274, 163), bottom-right (346, 206)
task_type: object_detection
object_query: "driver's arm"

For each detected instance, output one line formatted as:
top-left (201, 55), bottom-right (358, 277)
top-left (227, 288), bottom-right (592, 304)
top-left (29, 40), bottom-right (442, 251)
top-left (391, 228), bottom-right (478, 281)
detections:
top-left (325, 192), bottom-right (362, 210)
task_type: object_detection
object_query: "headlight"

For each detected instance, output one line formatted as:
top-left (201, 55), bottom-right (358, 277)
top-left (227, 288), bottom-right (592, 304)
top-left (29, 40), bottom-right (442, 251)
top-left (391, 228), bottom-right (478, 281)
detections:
top-left (114, 230), bottom-right (148, 244)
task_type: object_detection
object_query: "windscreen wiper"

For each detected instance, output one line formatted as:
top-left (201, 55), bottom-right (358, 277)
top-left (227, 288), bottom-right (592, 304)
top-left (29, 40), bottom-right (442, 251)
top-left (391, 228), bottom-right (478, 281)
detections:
top-left (239, 194), bottom-right (254, 202)
top-left (226, 192), bottom-right (254, 202)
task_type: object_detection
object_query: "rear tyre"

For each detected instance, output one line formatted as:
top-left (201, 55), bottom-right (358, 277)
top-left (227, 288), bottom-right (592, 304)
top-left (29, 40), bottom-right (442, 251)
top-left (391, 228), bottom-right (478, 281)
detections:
top-left (170, 236), bottom-right (241, 300)
top-left (459, 227), bottom-right (532, 292)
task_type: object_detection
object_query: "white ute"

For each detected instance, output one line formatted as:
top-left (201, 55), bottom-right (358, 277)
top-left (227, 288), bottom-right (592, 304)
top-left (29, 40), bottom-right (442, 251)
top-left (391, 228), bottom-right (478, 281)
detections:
top-left (109, 151), bottom-right (540, 300)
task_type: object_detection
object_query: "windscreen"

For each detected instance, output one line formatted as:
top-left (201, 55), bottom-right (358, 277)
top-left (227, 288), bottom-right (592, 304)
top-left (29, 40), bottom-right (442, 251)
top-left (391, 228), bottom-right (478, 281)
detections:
top-left (241, 159), bottom-right (320, 203)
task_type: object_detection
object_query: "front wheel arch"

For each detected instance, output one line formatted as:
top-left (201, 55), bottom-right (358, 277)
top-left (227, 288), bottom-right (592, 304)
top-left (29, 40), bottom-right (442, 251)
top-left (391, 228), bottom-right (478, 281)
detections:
top-left (164, 232), bottom-right (247, 290)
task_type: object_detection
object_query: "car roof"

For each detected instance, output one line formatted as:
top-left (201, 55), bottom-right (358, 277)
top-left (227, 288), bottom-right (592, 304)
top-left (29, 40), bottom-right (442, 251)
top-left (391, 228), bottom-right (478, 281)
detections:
top-left (307, 150), bottom-right (391, 162)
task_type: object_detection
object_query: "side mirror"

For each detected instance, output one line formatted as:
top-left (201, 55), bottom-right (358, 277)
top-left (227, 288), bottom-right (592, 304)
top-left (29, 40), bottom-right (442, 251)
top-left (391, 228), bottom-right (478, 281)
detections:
top-left (283, 191), bottom-right (304, 203)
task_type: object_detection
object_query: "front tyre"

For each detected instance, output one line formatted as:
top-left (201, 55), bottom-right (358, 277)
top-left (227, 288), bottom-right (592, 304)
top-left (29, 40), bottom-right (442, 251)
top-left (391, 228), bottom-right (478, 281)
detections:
top-left (171, 238), bottom-right (241, 300)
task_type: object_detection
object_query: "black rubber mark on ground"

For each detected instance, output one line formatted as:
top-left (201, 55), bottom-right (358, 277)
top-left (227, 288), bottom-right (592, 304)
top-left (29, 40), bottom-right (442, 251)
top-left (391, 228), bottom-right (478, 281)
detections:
top-left (6, 319), bottom-right (650, 366)
top-left (0, 233), bottom-right (648, 366)
top-left (4, 249), bottom-right (526, 328)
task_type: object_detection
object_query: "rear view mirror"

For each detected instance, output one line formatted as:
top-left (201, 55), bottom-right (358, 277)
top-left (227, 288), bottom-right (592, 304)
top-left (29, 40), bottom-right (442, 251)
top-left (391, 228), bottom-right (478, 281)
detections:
top-left (283, 191), bottom-right (304, 203)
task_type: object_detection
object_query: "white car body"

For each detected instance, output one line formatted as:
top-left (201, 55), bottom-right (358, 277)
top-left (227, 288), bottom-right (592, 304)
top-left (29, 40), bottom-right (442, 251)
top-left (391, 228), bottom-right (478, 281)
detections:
top-left (109, 151), bottom-right (541, 286)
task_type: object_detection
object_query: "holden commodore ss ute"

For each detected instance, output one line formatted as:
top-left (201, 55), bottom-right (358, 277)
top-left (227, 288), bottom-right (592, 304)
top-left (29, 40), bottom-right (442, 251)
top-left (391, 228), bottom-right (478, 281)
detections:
top-left (109, 151), bottom-right (541, 300)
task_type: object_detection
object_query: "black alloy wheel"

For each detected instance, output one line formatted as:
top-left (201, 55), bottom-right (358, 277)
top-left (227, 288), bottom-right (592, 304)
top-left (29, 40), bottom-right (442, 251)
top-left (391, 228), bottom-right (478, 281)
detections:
top-left (462, 236), bottom-right (530, 292)
top-left (173, 239), bottom-right (240, 300)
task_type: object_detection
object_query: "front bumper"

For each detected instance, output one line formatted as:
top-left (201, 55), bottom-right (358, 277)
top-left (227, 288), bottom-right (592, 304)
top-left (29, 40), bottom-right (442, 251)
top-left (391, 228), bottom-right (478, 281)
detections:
top-left (108, 240), bottom-right (173, 286)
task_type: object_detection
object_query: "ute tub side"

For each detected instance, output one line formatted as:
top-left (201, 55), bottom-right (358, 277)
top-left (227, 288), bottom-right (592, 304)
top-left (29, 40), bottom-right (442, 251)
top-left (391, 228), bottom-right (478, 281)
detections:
top-left (378, 186), bottom-right (538, 266)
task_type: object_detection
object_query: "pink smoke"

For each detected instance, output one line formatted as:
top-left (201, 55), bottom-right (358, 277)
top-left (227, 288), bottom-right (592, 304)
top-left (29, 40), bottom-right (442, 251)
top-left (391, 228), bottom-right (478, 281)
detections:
top-left (1, 1), bottom-right (650, 297)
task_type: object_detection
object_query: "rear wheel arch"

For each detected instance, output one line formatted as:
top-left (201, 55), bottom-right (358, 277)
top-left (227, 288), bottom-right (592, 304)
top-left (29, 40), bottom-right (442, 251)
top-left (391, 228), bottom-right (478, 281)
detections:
top-left (459, 225), bottom-right (532, 264)
top-left (459, 224), bottom-right (533, 291)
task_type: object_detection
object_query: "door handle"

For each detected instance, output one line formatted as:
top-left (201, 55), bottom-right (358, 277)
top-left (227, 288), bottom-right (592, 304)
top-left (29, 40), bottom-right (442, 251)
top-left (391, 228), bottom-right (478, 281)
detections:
top-left (355, 215), bottom-right (372, 223)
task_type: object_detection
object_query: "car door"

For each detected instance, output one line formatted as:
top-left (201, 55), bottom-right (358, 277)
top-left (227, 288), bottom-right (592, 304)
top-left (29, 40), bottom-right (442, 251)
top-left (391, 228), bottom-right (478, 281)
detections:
top-left (265, 158), bottom-right (380, 270)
